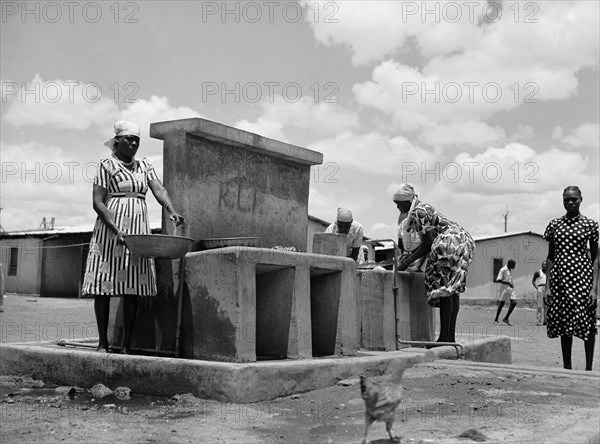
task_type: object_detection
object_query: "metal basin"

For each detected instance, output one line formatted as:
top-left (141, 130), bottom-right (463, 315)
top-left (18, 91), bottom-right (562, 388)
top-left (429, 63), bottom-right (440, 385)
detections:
top-left (194, 237), bottom-right (260, 251)
top-left (125, 234), bottom-right (195, 258)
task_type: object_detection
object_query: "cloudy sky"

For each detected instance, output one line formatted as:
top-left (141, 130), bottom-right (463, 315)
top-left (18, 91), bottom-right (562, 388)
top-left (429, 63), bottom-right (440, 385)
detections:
top-left (1, 1), bottom-right (598, 242)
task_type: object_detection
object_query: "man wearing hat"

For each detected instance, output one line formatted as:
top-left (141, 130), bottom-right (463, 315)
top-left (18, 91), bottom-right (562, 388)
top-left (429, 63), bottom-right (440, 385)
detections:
top-left (325, 208), bottom-right (364, 262)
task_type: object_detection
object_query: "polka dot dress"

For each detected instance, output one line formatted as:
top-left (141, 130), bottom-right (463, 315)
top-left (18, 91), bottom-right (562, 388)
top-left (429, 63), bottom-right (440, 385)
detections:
top-left (543, 215), bottom-right (599, 340)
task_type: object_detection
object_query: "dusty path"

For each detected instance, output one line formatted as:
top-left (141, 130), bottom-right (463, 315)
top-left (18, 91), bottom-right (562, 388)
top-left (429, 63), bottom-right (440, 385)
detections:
top-left (1, 361), bottom-right (598, 443)
top-left (1, 295), bottom-right (599, 443)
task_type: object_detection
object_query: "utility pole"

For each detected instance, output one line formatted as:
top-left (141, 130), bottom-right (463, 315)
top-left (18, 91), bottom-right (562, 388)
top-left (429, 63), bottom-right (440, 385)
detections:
top-left (503, 206), bottom-right (509, 233)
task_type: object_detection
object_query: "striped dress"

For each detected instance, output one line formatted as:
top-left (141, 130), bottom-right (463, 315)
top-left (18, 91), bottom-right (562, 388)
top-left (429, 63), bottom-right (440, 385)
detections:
top-left (82, 156), bottom-right (158, 297)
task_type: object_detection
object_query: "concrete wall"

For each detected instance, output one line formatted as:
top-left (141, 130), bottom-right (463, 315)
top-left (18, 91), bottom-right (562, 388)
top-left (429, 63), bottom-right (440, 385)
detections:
top-left (356, 270), bottom-right (434, 350)
top-left (151, 118), bottom-right (323, 252)
top-left (463, 233), bottom-right (548, 301)
top-left (0, 238), bottom-right (42, 295)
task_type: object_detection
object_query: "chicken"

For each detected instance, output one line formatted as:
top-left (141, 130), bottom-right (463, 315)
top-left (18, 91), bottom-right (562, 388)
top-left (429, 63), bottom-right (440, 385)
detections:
top-left (359, 364), bottom-right (407, 444)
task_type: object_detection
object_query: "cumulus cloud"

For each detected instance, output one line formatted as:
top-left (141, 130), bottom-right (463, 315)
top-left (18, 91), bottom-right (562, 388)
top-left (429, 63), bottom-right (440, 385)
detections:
top-left (308, 184), bottom-right (375, 229)
top-left (379, 141), bottom-right (597, 233)
top-left (418, 120), bottom-right (506, 148)
top-left (0, 93), bottom-right (203, 230)
top-left (0, 141), bottom-right (97, 230)
top-left (3, 74), bottom-right (118, 130)
top-left (234, 95), bottom-right (358, 141)
top-left (0, 142), bottom-right (165, 231)
top-left (301, 1), bottom-right (484, 65)
top-left (315, 2), bottom-right (599, 147)
top-left (119, 95), bottom-right (201, 136)
top-left (551, 126), bottom-right (564, 139)
top-left (451, 143), bottom-right (593, 193)
top-left (561, 123), bottom-right (600, 148)
top-left (305, 1), bottom-right (599, 69)
top-left (118, 95), bottom-right (202, 156)
top-left (235, 117), bottom-right (287, 142)
top-left (308, 131), bottom-right (436, 176)
top-left (352, 56), bottom-right (581, 137)
top-left (368, 221), bottom-right (399, 242)
top-left (2, 76), bottom-right (202, 145)
top-left (300, 1), bottom-right (412, 65)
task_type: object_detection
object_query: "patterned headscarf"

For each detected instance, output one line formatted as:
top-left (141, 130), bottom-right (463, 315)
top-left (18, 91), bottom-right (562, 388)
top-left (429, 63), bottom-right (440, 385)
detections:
top-left (103, 120), bottom-right (141, 152)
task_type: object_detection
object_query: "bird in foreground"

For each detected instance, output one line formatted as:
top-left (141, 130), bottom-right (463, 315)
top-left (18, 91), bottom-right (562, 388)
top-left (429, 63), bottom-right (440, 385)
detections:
top-left (359, 363), bottom-right (408, 444)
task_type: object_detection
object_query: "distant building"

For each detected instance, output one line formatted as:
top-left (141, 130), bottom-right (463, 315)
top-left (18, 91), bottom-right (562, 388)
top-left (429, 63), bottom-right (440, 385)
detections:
top-left (0, 226), bottom-right (93, 297)
top-left (462, 231), bottom-right (548, 301)
top-left (1, 216), bottom-right (344, 297)
top-left (0, 224), bottom-right (159, 298)
top-left (7, 218), bottom-right (533, 300)
top-left (361, 231), bottom-right (550, 301)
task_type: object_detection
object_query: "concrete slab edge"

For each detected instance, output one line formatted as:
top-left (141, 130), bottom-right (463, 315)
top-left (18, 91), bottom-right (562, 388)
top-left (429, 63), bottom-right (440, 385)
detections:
top-left (0, 336), bottom-right (511, 403)
top-left (431, 359), bottom-right (600, 380)
top-left (0, 343), bottom-right (425, 403)
top-left (430, 335), bottom-right (512, 364)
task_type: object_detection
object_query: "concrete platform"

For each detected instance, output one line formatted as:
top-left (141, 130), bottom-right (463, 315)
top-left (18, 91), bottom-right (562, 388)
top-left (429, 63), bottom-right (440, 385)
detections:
top-left (0, 337), bottom-right (511, 403)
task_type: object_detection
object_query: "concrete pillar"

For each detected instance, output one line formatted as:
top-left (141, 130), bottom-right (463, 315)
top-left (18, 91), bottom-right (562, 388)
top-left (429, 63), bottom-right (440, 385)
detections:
top-left (395, 271), bottom-right (434, 343)
top-left (150, 118), bottom-right (323, 252)
top-left (356, 270), bottom-right (434, 350)
top-left (356, 270), bottom-right (396, 350)
top-left (288, 265), bottom-right (312, 359)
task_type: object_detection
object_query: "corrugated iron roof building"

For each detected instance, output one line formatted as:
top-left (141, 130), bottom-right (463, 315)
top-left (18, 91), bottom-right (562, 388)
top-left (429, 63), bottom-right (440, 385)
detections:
top-left (0, 223), bottom-right (161, 297)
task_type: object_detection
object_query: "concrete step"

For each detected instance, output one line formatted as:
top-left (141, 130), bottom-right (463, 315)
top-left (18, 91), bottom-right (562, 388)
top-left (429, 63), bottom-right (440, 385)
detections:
top-left (427, 359), bottom-right (600, 380)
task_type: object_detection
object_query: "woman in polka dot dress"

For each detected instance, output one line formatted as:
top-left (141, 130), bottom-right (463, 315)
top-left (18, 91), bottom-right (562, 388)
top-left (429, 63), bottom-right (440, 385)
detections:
top-left (543, 186), bottom-right (598, 371)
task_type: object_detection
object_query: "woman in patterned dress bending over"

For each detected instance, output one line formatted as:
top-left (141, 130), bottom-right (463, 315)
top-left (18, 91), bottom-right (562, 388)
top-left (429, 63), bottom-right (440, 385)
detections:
top-left (82, 121), bottom-right (184, 354)
top-left (543, 186), bottom-right (598, 370)
top-left (394, 183), bottom-right (475, 344)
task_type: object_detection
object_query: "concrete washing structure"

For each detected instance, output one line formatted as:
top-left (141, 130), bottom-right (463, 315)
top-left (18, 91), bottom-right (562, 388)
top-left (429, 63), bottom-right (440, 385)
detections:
top-left (109, 118), bottom-right (435, 363)
top-left (0, 118), bottom-right (512, 403)
top-left (111, 118), bottom-right (364, 362)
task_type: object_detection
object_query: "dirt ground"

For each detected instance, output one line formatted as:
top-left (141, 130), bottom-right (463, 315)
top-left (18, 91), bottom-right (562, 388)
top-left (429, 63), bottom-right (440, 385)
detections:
top-left (1, 295), bottom-right (599, 443)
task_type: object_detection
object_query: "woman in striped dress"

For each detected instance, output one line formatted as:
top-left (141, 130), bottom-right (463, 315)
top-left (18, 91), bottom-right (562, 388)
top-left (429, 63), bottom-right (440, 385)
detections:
top-left (82, 121), bottom-right (184, 354)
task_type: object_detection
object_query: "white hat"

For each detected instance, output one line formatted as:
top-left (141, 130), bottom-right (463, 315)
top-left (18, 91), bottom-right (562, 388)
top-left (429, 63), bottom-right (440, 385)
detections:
top-left (337, 207), bottom-right (353, 222)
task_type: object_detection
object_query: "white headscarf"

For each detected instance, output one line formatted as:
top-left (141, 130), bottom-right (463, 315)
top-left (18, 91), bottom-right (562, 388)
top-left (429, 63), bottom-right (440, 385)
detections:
top-left (393, 183), bottom-right (416, 202)
top-left (393, 183), bottom-right (420, 252)
top-left (103, 120), bottom-right (141, 152)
